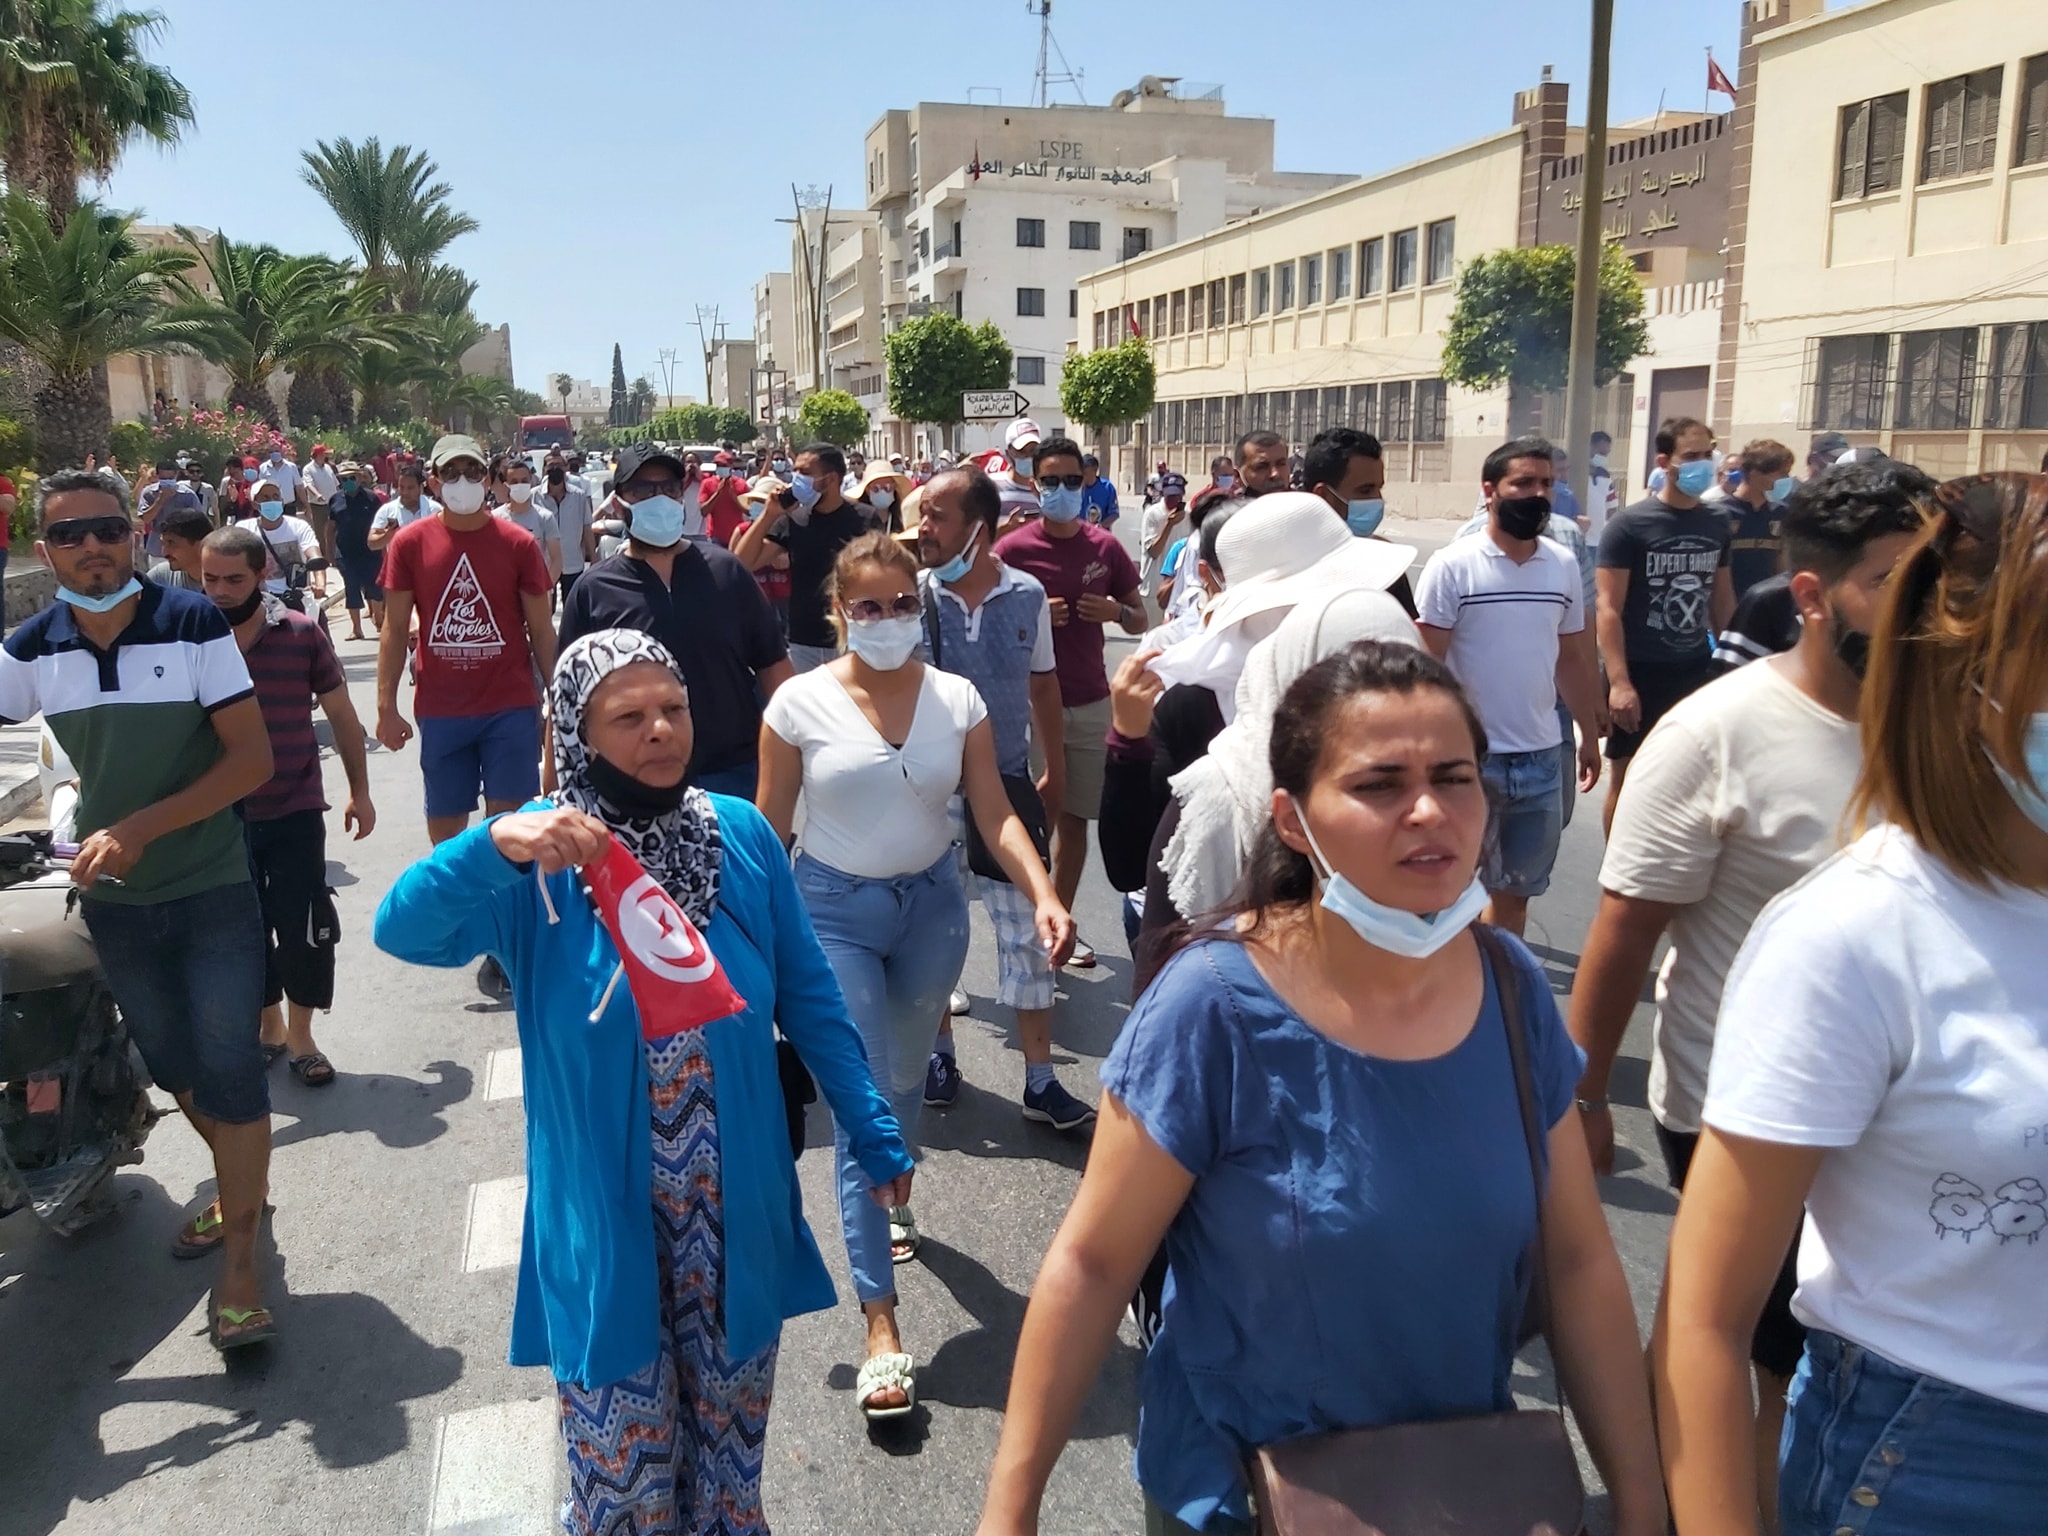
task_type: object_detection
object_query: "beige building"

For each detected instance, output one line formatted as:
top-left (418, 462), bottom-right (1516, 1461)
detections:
top-left (752, 271), bottom-right (797, 425)
top-left (109, 225), bottom-right (233, 424)
top-left (708, 338), bottom-right (758, 416)
top-left (1722, 0), bottom-right (2048, 478)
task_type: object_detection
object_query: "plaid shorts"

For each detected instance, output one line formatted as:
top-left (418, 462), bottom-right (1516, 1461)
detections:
top-left (950, 798), bottom-right (1056, 1012)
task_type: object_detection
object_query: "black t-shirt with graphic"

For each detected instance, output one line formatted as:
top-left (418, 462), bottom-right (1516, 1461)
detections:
top-left (1726, 497), bottom-right (1785, 598)
top-left (1597, 495), bottom-right (1732, 669)
top-left (768, 502), bottom-right (869, 649)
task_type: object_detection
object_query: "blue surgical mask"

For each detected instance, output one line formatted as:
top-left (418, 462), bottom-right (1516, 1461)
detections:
top-left (1772, 475), bottom-right (1796, 501)
top-left (243, 468), bottom-right (260, 483)
top-left (1039, 484), bottom-right (1084, 523)
top-left (56, 577), bottom-right (142, 614)
top-left (788, 470), bottom-right (819, 509)
top-left (930, 525), bottom-right (980, 583)
top-left (1674, 459), bottom-right (1717, 498)
top-left (257, 502), bottom-right (285, 522)
top-left (1648, 466), bottom-right (1667, 493)
top-left (629, 494), bottom-right (686, 548)
top-left (1987, 713), bottom-right (2048, 835)
top-left (771, 458), bottom-right (791, 475)
top-left (1346, 498), bottom-right (1386, 538)
top-left (1291, 796), bottom-right (1490, 959)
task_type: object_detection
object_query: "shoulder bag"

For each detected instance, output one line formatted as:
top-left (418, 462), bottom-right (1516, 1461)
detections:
top-left (920, 575), bottom-right (1051, 884)
top-left (1243, 925), bottom-right (1586, 1536)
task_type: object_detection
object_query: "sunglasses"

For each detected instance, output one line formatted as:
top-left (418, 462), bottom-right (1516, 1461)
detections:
top-left (438, 464), bottom-right (486, 483)
top-left (44, 515), bottom-right (134, 549)
top-left (843, 594), bottom-right (923, 624)
top-left (1038, 473), bottom-right (1086, 491)
top-left (617, 478), bottom-right (683, 503)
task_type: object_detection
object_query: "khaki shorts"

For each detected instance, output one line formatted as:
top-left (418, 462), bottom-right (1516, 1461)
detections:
top-left (1032, 695), bottom-right (1112, 821)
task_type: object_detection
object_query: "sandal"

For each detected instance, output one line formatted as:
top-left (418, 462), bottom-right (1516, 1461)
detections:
top-left (288, 1052), bottom-right (335, 1087)
top-left (889, 1205), bottom-right (920, 1265)
top-left (856, 1351), bottom-right (916, 1420)
top-left (260, 1041), bottom-right (288, 1067)
top-left (172, 1200), bottom-right (225, 1260)
top-left (210, 1300), bottom-right (277, 1352)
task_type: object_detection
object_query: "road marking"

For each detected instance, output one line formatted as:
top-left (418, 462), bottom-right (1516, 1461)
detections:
top-left (426, 1395), bottom-right (562, 1534)
top-left (483, 1046), bottom-right (524, 1101)
top-left (461, 1176), bottom-right (527, 1273)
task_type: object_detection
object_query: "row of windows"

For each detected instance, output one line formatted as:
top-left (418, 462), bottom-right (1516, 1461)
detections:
top-left (1014, 218), bottom-right (1152, 257)
top-left (1148, 380), bottom-right (1450, 447)
top-left (1085, 219), bottom-right (1455, 349)
top-left (1011, 288), bottom-right (1080, 318)
top-left (1835, 52), bottom-right (2048, 200)
top-left (1810, 321), bottom-right (2048, 432)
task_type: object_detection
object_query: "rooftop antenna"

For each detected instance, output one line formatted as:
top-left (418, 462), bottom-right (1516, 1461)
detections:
top-left (1028, 0), bottom-right (1085, 108)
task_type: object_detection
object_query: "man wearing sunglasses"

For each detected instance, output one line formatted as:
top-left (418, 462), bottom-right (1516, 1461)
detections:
top-left (560, 442), bottom-right (792, 799)
top-left (0, 468), bottom-right (279, 1349)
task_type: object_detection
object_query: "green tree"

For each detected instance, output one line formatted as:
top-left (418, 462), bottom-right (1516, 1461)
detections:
top-left (628, 375), bottom-right (655, 425)
top-left (0, 0), bottom-right (194, 231)
top-left (0, 191), bottom-right (202, 468)
top-left (712, 406), bottom-right (758, 445)
top-left (299, 136), bottom-right (477, 311)
top-left (884, 314), bottom-right (1011, 449)
top-left (1440, 242), bottom-right (1648, 396)
top-left (1059, 338), bottom-right (1156, 464)
top-left (608, 342), bottom-right (627, 426)
top-left (797, 389), bottom-right (869, 447)
top-left (549, 371), bottom-right (572, 415)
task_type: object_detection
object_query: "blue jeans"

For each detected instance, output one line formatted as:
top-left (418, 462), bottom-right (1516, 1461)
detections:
top-left (1780, 1330), bottom-right (2048, 1536)
top-left (80, 880), bottom-right (269, 1124)
top-left (1480, 747), bottom-right (1565, 898)
top-left (795, 849), bottom-right (970, 1304)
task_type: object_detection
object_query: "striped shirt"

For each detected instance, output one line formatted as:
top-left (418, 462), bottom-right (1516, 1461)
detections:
top-left (1415, 532), bottom-right (1585, 754)
top-left (242, 595), bottom-right (346, 822)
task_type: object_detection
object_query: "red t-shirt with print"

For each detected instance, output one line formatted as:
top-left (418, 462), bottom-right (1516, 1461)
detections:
top-left (380, 514), bottom-right (551, 718)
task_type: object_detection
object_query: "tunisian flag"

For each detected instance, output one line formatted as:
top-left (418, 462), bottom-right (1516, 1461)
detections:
top-left (1707, 53), bottom-right (1736, 98)
top-left (581, 836), bottom-right (745, 1038)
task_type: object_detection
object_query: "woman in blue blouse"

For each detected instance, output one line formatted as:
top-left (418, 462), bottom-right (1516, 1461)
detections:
top-left (375, 629), bottom-right (912, 1536)
top-left (976, 640), bottom-right (1663, 1536)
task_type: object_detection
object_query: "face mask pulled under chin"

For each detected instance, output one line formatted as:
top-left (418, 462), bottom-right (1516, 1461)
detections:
top-left (216, 590), bottom-right (265, 626)
top-left (1288, 794), bottom-right (1488, 959)
top-left (586, 751), bottom-right (690, 816)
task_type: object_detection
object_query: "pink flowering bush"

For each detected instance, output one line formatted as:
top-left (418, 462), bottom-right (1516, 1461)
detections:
top-left (151, 407), bottom-right (297, 468)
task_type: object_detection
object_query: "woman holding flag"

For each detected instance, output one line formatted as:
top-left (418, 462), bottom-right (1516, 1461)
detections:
top-left (374, 628), bottom-right (913, 1536)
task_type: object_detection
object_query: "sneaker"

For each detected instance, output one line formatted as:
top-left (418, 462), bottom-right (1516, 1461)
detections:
top-left (949, 988), bottom-right (970, 1016)
top-left (1064, 936), bottom-right (1097, 969)
top-left (477, 956), bottom-right (510, 999)
top-left (1022, 1078), bottom-right (1096, 1131)
top-left (923, 1052), bottom-right (962, 1107)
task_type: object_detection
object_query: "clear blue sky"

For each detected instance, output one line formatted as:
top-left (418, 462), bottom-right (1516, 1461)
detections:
top-left (104, 0), bottom-right (1758, 396)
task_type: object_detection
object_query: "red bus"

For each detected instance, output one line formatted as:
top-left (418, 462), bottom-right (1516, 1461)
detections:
top-left (517, 414), bottom-right (574, 460)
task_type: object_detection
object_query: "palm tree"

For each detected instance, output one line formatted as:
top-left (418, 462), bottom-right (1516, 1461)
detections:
top-left (629, 375), bottom-right (656, 425)
top-left (0, 0), bottom-right (195, 231)
top-left (299, 136), bottom-right (477, 310)
top-left (0, 191), bottom-right (203, 467)
top-left (550, 372), bottom-right (573, 415)
top-left (411, 262), bottom-right (477, 320)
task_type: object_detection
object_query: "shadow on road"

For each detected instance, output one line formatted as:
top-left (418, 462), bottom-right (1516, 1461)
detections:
top-left (267, 1057), bottom-right (473, 1153)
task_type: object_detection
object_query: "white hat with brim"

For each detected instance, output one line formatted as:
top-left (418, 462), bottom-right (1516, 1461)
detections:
top-left (1196, 492), bottom-right (1415, 637)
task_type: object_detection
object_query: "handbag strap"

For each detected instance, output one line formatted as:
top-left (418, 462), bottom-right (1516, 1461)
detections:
top-left (1473, 924), bottom-right (1558, 1362)
top-left (920, 571), bottom-right (943, 668)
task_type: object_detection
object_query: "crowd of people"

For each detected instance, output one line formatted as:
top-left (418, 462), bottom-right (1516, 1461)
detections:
top-left (4, 403), bottom-right (2045, 1536)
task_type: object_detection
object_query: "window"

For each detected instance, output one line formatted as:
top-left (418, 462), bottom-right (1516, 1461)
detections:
top-left (1815, 333), bottom-right (1892, 430)
top-left (1922, 67), bottom-right (2003, 182)
top-left (1270, 390), bottom-right (1292, 443)
top-left (1330, 246), bottom-right (1352, 300)
top-left (1294, 389), bottom-right (1319, 438)
top-left (1069, 219), bottom-right (1101, 250)
top-left (1987, 322), bottom-right (2048, 429)
top-left (1190, 283), bottom-right (1207, 330)
top-left (1167, 400), bottom-right (1184, 443)
top-left (1415, 379), bottom-right (1449, 443)
top-left (908, 133), bottom-right (918, 180)
top-left (1016, 217), bottom-right (1045, 248)
top-left (1155, 295), bottom-right (1169, 333)
top-left (1093, 311), bottom-right (1107, 350)
top-left (1254, 268), bottom-right (1272, 317)
top-left (1894, 328), bottom-right (1979, 429)
top-left (1360, 237), bottom-right (1385, 295)
top-left (1016, 356), bottom-right (1046, 386)
top-left (1426, 219), bottom-right (1456, 285)
top-left (1213, 278), bottom-right (1230, 326)
top-left (1017, 287), bottom-right (1046, 317)
top-left (1391, 229), bottom-right (1419, 290)
top-left (1228, 273), bottom-right (1247, 323)
top-left (1137, 298), bottom-right (1151, 335)
top-left (1171, 289), bottom-right (1187, 334)
top-left (1302, 254), bottom-right (1322, 306)
top-left (1381, 379), bottom-right (1413, 442)
top-left (1123, 226), bottom-right (1152, 259)
top-left (2021, 54), bottom-right (2048, 168)
top-left (1276, 261), bottom-right (1295, 311)
top-left (1351, 381), bottom-right (1379, 431)
top-left (1069, 288), bottom-right (1078, 319)
top-left (1837, 91), bottom-right (1908, 199)
top-left (951, 219), bottom-right (963, 254)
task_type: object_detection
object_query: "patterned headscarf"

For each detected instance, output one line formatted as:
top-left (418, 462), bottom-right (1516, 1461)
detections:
top-left (551, 629), bottom-right (722, 928)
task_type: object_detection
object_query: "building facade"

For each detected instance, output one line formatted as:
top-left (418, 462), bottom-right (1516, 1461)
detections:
top-left (752, 271), bottom-right (797, 429)
top-left (707, 338), bottom-right (758, 416)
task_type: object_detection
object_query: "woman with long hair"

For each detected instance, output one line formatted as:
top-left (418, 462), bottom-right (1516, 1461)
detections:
top-left (757, 531), bottom-right (1075, 1422)
top-left (1656, 472), bottom-right (2048, 1536)
top-left (977, 640), bottom-right (1664, 1535)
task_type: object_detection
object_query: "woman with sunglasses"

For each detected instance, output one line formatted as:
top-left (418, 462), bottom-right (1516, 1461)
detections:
top-left (1656, 472), bottom-right (2048, 1536)
top-left (757, 531), bottom-right (1076, 1424)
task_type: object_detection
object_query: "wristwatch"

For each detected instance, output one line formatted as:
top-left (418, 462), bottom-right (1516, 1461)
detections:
top-left (1575, 1097), bottom-right (1607, 1114)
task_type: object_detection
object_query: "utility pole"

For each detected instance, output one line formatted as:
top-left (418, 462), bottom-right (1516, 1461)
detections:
top-left (1562, 0), bottom-right (1615, 529)
top-left (693, 305), bottom-right (724, 406)
top-left (654, 348), bottom-right (680, 411)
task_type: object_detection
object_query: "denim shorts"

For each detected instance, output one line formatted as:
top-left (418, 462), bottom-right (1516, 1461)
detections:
top-left (418, 706), bottom-right (541, 818)
top-left (1780, 1330), bottom-right (2048, 1536)
top-left (1480, 747), bottom-right (1565, 898)
top-left (80, 880), bottom-right (269, 1124)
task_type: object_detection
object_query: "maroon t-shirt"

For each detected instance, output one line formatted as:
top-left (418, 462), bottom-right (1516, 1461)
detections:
top-left (243, 601), bottom-right (348, 822)
top-left (994, 519), bottom-right (1140, 708)
top-left (380, 514), bottom-right (551, 718)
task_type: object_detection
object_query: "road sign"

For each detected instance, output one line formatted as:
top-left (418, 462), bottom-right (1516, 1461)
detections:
top-left (962, 389), bottom-right (1033, 421)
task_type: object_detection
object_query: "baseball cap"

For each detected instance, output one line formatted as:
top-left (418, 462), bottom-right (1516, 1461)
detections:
top-left (1004, 418), bottom-right (1045, 452)
top-left (614, 441), bottom-right (686, 486)
top-left (714, 450), bottom-right (735, 466)
top-left (312, 443), bottom-right (329, 456)
top-left (1808, 431), bottom-right (1851, 462)
top-left (430, 433), bottom-right (487, 470)
top-left (1161, 472), bottom-right (1188, 496)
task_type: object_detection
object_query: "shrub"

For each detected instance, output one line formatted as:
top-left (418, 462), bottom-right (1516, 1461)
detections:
top-left (0, 417), bottom-right (33, 470)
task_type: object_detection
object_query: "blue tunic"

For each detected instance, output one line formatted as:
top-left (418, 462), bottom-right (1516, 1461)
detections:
top-left (373, 794), bottom-right (913, 1388)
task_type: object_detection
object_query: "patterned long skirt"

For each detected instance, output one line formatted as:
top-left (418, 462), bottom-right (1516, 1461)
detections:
top-left (557, 1029), bottom-right (780, 1535)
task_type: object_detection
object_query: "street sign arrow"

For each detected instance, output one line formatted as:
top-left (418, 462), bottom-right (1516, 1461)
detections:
top-left (961, 389), bottom-right (1033, 421)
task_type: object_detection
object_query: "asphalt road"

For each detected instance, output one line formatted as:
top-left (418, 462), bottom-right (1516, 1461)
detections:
top-left (0, 512), bottom-right (1677, 1536)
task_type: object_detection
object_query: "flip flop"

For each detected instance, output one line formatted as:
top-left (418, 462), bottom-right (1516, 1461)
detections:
top-left (856, 1352), bottom-right (916, 1420)
top-left (172, 1200), bottom-right (224, 1260)
top-left (889, 1205), bottom-right (920, 1265)
top-left (288, 1052), bottom-right (335, 1087)
top-left (260, 1041), bottom-right (288, 1067)
top-left (210, 1300), bottom-right (277, 1352)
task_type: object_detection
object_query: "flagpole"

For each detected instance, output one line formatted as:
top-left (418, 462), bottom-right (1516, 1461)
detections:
top-left (1704, 48), bottom-right (1710, 112)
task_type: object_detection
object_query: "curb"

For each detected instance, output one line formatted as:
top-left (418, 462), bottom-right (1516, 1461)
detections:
top-left (0, 765), bottom-right (40, 825)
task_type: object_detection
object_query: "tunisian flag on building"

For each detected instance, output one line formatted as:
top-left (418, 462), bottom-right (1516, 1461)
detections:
top-left (582, 836), bottom-right (745, 1038)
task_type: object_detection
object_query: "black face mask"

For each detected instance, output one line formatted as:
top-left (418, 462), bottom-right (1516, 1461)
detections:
top-left (217, 590), bottom-right (264, 626)
top-left (1830, 607), bottom-right (1871, 681)
top-left (1495, 494), bottom-right (1551, 541)
top-left (587, 751), bottom-right (689, 817)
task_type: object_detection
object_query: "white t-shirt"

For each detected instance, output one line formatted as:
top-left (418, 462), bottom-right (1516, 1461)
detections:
top-left (1138, 501), bottom-right (1182, 587)
top-left (237, 514), bottom-right (319, 593)
top-left (303, 461), bottom-right (340, 504)
top-left (260, 458), bottom-right (302, 501)
top-left (764, 664), bottom-right (988, 879)
top-left (1413, 533), bottom-right (1583, 753)
top-left (1601, 657), bottom-right (1861, 1133)
top-left (1705, 826), bottom-right (2048, 1412)
top-left (372, 496), bottom-right (439, 533)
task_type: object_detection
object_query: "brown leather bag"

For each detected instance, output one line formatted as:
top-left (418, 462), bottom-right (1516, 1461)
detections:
top-left (1243, 926), bottom-right (1587, 1536)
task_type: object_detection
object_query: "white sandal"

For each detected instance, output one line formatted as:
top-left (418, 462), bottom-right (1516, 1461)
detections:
top-left (889, 1205), bottom-right (920, 1264)
top-left (857, 1351), bottom-right (917, 1420)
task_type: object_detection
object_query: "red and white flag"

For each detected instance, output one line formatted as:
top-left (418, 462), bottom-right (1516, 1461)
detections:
top-left (1707, 53), bottom-right (1737, 98)
top-left (581, 836), bottom-right (745, 1038)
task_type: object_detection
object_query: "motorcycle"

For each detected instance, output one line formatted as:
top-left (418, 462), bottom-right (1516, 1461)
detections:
top-left (0, 829), bottom-right (157, 1235)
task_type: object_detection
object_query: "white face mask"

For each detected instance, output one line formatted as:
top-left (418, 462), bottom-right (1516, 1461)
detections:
top-left (869, 487), bottom-right (895, 511)
top-left (1289, 794), bottom-right (1488, 959)
top-left (440, 478), bottom-right (487, 515)
top-left (843, 613), bottom-right (923, 671)
top-left (507, 482), bottom-right (535, 504)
